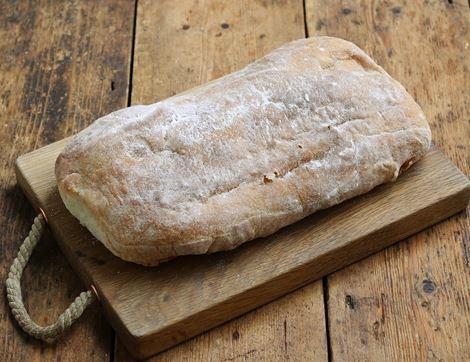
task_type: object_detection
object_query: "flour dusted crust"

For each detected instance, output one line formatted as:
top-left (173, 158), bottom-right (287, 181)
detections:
top-left (55, 37), bottom-right (431, 266)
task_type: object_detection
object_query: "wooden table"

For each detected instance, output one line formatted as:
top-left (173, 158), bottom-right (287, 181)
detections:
top-left (1, 1), bottom-right (468, 360)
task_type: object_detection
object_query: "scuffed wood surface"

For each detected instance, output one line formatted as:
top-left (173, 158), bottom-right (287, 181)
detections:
top-left (132, 0), bottom-right (306, 104)
top-left (2, 0), bottom-right (469, 360)
top-left (306, 0), bottom-right (470, 360)
top-left (0, 0), bottom-right (134, 361)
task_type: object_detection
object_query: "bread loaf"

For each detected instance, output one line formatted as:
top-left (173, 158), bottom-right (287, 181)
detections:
top-left (55, 37), bottom-right (431, 266)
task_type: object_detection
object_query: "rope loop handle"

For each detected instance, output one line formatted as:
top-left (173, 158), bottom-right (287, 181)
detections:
top-left (5, 213), bottom-right (96, 342)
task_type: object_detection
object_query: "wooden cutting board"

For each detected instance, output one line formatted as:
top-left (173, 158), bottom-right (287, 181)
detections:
top-left (15, 141), bottom-right (469, 359)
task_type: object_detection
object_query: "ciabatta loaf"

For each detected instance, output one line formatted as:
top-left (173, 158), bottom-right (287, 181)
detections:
top-left (55, 37), bottom-right (431, 266)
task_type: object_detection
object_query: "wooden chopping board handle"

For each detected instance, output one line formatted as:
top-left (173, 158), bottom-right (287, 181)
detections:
top-left (5, 210), bottom-right (97, 342)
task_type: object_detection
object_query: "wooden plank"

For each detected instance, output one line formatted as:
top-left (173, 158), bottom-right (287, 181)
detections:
top-left (120, 0), bottom-right (326, 359)
top-left (306, 0), bottom-right (470, 360)
top-left (0, 0), bottom-right (134, 360)
top-left (132, 0), bottom-right (306, 104)
top-left (15, 138), bottom-right (470, 359)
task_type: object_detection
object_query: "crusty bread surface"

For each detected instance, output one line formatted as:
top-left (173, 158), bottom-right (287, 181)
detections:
top-left (55, 36), bottom-right (431, 266)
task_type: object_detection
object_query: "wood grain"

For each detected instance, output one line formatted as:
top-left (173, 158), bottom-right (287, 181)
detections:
top-left (0, 0), bottom-right (134, 361)
top-left (306, 0), bottom-right (470, 360)
top-left (115, 282), bottom-right (327, 361)
top-left (16, 139), bottom-right (470, 359)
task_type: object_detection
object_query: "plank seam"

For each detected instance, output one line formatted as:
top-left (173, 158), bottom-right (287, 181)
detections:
top-left (110, 322), bottom-right (115, 362)
top-left (302, 0), bottom-right (310, 37)
top-left (127, 0), bottom-right (139, 107)
top-left (322, 277), bottom-right (333, 362)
